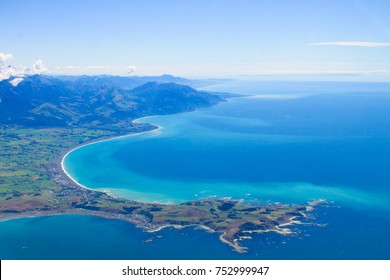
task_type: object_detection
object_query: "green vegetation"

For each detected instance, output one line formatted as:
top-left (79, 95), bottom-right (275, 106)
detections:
top-left (0, 75), bottom-right (222, 128)
top-left (0, 75), bottom-right (319, 253)
top-left (0, 127), bottom-right (115, 198)
top-left (0, 126), bottom-right (316, 252)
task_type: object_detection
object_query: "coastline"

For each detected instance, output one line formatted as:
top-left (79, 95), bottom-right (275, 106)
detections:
top-left (56, 114), bottom-right (324, 253)
top-left (1, 106), bottom-right (324, 253)
top-left (60, 117), bottom-right (163, 194)
top-left (59, 97), bottom-right (238, 198)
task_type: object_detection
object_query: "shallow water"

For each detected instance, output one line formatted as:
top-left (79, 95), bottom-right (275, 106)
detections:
top-left (64, 81), bottom-right (390, 210)
top-left (2, 81), bottom-right (390, 259)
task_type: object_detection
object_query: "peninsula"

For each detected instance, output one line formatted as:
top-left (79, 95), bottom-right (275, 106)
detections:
top-left (0, 75), bottom-right (322, 252)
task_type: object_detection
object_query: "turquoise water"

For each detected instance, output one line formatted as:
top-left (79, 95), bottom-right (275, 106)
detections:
top-left (2, 81), bottom-right (390, 259)
top-left (1, 205), bottom-right (389, 259)
top-left (64, 81), bottom-right (390, 210)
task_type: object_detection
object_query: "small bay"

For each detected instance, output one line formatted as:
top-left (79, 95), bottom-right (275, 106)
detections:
top-left (64, 81), bottom-right (390, 210)
top-left (2, 81), bottom-right (390, 259)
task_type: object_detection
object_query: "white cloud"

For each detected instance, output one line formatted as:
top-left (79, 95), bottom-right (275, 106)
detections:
top-left (310, 41), bottom-right (390, 47)
top-left (127, 65), bottom-right (137, 74)
top-left (50, 65), bottom-right (133, 75)
top-left (0, 53), bottom-right (13, 63)
top-left (86, 65), bottom-right (105, 69)
top-left (0, 53), bottom-right (48, 85)
top-left (10, 77), bottom-right (24, 87)
top-left (65, 65), bottom-right (81, 69)
top-left (31, 59), bottom-right (48, 73)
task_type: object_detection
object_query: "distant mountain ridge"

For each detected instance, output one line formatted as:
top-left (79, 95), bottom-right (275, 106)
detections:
top-left (53, 74), bottom-right (213, 89)
top-left (0, 75), bottom-right (223, 128)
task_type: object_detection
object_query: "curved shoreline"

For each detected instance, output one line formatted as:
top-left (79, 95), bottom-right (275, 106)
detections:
top-left (1, 119), bottom-right (324, 253)
top-left (60, 117), bottom-right (162, 194)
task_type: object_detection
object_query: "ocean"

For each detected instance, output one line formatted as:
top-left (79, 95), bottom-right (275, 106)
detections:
top-left (2, 80), bottom-right (390, 259)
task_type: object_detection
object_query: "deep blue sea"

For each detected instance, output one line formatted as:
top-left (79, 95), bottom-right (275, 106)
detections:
top-left (2, 80), bottom-right (390, 259)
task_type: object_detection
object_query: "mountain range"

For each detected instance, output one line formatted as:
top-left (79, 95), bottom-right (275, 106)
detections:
top-left (0, 75), bottom-right (223, 129)
top-left (54, 74), bottom-right (213, 89)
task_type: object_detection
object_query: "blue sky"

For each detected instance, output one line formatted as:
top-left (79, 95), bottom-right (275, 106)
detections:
top-left (1, 0), bottom-right (390, 79)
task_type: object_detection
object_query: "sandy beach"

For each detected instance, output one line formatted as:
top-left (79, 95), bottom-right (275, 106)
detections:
top-left (60, 118), bottom-right (162, 195)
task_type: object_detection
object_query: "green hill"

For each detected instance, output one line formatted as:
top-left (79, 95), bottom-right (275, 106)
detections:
top-left (0, 75), bottom-right (223, 129)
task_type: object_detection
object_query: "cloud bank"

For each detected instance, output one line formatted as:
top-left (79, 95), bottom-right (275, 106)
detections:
top-left (86, 65), bottom-right (105, 69)
top-left (51, 65), bottom-right (137, 75)
top-left (310, 41), bottom-right (390, 47)
top-left (0, 52), bottom-right (48, 86)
